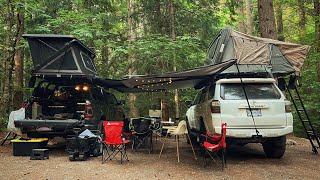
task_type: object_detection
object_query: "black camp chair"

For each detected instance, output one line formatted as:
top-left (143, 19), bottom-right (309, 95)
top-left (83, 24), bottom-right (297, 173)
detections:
top-left (131, 118), bottom-right (153, 153)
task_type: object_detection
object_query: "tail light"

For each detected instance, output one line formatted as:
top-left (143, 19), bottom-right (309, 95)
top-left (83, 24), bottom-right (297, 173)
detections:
top-left (84, 100), bottom-right (93, 119)
top-left (285, 101), bottom-right (291, 113)
top-left (210, 100), bottom-right (221, 113)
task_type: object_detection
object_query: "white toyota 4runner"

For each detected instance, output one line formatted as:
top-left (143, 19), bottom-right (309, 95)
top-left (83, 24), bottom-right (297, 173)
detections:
top-left (186, 78), bottom-right (293, 158)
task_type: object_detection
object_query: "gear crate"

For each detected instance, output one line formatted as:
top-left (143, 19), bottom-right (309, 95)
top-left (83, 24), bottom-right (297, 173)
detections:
top-left (11, 138), bottom-right (48, 156)
top-left (65, 130), bottom-right (101, 161)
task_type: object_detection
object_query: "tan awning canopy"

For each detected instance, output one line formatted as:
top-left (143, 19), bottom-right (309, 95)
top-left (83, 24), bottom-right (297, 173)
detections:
top-left (122, 60), bottom-right (236, 91)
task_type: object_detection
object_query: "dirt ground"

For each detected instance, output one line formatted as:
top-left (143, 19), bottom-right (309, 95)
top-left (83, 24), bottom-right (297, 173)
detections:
top-left (0, 133), bottom-right (319, 180)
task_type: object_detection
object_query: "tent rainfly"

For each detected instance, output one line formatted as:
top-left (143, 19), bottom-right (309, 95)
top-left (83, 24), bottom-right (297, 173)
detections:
top-left (205, 27), bottom-right (311, 76)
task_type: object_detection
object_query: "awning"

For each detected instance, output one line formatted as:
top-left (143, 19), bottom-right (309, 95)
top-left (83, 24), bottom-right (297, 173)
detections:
top-left (121, 60), bottom-right (236, 91)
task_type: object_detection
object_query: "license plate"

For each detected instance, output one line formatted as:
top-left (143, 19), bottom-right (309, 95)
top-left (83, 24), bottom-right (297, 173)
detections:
top-left (246, 109), bottom-right (262, 117)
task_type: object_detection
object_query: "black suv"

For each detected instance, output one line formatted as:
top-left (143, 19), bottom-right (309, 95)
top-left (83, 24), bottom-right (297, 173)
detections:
top-left (14, 34), bottom-right (127, 137)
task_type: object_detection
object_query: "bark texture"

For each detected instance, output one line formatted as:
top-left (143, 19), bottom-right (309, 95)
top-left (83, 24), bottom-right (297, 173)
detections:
top-left (128, 0), bottom-right (139, 118)
top-left (298, 0), bottom-right (306, 38)
top-left (169, 0), bottom-right (179, 120)
top-left (237, 0), bottom-right (246, 33)
top-left (246, 0), bottom-right (253, 34)
top-left (275, 3), bottom-right (284, 41)
top-left (258, 0), bottom-right (277, 39)
top-left (0, 0), bottom-right (14, 120)
top-left (13, 8), bottom-right (25, 110)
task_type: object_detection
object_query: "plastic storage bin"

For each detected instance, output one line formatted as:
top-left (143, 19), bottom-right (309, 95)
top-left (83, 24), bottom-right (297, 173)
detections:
top-left (11, 138), bottom-right (48, 156)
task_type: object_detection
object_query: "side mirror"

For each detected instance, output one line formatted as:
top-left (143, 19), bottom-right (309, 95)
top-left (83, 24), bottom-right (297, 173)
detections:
top-left (185, 100), bottom-right (193, 107)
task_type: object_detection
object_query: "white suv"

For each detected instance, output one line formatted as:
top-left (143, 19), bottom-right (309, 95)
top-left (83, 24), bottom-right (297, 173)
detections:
top-left (186, 78), bottom-right (293, 158)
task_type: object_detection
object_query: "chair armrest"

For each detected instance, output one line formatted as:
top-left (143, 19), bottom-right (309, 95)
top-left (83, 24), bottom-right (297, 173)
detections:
top-left (205, 132), bottom-right (221, 141)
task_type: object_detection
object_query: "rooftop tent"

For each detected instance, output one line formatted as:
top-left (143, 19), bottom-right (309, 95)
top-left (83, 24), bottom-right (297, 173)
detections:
top-left (204, 27), bottom-right (310, 76)
top-left (23, 34), bottom-right (98, 77)
top-left (122, 60), bottom-right (236, 91)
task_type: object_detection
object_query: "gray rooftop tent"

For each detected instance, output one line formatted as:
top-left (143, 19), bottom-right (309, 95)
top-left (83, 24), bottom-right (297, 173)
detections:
top-left (23, 34), bottom-right (98, 77)
top-left (205, 27), bottom-right (310, 76)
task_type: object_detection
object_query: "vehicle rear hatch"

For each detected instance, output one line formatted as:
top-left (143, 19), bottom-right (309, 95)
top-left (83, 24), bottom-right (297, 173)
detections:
top-left (218, 78), bottom-right (287, 129)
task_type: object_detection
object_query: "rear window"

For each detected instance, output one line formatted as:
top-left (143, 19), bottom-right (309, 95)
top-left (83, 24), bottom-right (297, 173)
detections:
top-left (220, 83), bottom-right (281, 100)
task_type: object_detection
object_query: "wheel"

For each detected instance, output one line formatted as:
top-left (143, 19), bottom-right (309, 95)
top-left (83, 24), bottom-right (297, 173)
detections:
top-left (69, 154), bottom-right (75, 161)
top-left (262, 136), bottom-right (286, 159)
top-left (186, 118), bottom-right (197, 145)
top-left (79, 154), bottom-right (87, 161)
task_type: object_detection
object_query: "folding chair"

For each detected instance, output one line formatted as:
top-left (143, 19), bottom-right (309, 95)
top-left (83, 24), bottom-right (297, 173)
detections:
top-left (131, 118), bottom-right (153, 153)
top-left (202, 123), bottom-right (227, 171)
top-left (102, 121), bottom-right (131, 164)
top-left (159, 120), bottom-right (197, 162)
top-left (122, 118), bottom-right (137, 149)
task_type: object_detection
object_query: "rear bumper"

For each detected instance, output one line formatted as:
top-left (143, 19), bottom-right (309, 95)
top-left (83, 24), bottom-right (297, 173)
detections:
top-left (14, 119), bottom-right (82, 134)
top-left (215, 125), bottom-right (293, 138)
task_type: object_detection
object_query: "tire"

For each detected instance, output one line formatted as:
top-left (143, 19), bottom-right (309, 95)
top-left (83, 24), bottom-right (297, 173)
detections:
top-left (79, 154), bottom-right (87, 161)
top-left (186, 118), bottom-right (197, 145)
top-left (69, 154), bottom-right (75, 161)
top-left (262, 136), bottom-right (286, 159)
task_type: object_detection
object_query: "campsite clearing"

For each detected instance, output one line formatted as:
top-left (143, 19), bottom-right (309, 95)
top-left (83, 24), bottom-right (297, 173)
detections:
top-left (0, 133), bottom-right (319, 180)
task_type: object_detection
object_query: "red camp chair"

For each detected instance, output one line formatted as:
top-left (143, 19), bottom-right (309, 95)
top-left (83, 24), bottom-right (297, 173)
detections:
top-left (102, 121), bottom-right (131, 164)
top-left (201, 123), bottom-right (227, 171)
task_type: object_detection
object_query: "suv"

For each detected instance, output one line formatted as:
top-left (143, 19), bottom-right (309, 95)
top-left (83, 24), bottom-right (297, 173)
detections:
top-left (186, 78), bottom-right (293, 158)
top-left (15, 77), bottom-right (126, 137)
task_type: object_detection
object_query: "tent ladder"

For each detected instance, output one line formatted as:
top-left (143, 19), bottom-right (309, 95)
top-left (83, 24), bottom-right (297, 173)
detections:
top-left (284, 76), bottom-right (320, 154)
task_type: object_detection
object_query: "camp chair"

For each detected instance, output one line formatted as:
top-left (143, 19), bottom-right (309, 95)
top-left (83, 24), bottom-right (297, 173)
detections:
top-left (102, 121), bottom-right (131, 164)
top-left (122, 118), bottom-right (137, 149)
top-left (148, 117), bottom-right (162, 143)
top-left (131, 118), bottom-right (153, 153)
top-left (159, 120), bottom-right (197, 162)
top-left (201, 123), bottom-right (227, 171)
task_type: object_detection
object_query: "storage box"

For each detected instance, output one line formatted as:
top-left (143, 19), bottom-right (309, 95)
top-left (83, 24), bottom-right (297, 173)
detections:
top-left (11, 138), bottom-right (48, 156)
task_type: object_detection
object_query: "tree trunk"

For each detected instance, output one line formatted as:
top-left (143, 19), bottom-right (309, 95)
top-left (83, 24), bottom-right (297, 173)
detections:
top-left (314, 0), bottom-right (320, 52)
top-left (0, 0), bottom-right (14, 121)
top-left (246, 0), bottom-right (253, 34)
top-left (161, 92), bottom-right (169, 122)
top-left (275, 3), bottom-right (284, 41)
top-left (298, 0), bottom-right (306, 38)
top-left (13, 3), bottom-right (25, 110)
top-left (237, 0), bottom-right (246, 33)
top-left (169, 0), bottom-right (179, 121)
top-left (128, 0), bottom-right (139, 118)
top-left (258, 0), bottom-right (277, 39)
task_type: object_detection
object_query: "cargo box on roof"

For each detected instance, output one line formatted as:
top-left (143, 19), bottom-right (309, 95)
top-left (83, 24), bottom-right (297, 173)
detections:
top-left (23, 34), bottom-right (98, 77)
